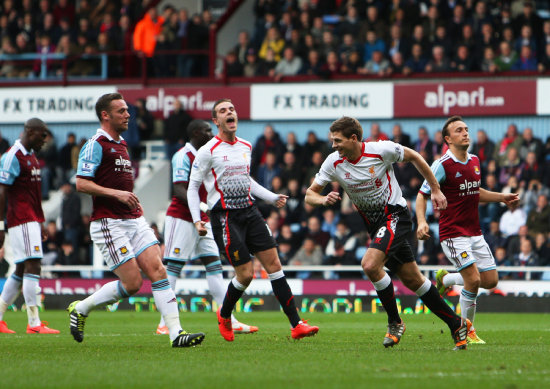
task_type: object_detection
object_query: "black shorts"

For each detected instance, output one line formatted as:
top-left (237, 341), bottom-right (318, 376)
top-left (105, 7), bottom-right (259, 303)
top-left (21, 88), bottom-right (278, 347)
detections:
top-left (366, 205), bottom-right (415, 273)
top-left (209, 206), bottom-right (277, 267)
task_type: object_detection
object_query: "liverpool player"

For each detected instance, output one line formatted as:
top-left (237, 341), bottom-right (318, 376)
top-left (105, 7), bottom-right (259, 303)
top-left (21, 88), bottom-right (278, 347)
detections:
top-left (157, 119), bottom-right (257, 335)
top-left (416, 115), bottom-right (519, 344)
top-left (68, 93), bottom-right (204, 347)
top-left (0, 118), bottom-right (59, 334)
top-left (188, 99), bottom-right (318, 341)
top-left (305, 116), bottom-right (470, 350)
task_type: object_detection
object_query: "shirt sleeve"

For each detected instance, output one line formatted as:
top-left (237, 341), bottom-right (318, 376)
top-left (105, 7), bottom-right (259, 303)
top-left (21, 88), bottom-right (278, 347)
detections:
top-left (172, 151), bottom-right (191, 183)
top-left (313, 157), bottom-right (335, 187)
top-left (0, 153), bottom-right (20, 185)
top-left (377, 141), bottom-right (404, 164)
top-left (419, 158), bottom-right (446, 195)
top-left (76, 139), bottom-right (103, 178)
top-left (189, 147), bottom-right (210, 185)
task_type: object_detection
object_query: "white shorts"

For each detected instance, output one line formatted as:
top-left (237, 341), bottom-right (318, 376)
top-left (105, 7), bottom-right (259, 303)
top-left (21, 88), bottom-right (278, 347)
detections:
top-left (441, 235), bottom-right (496, 272)
top-left (90, 217), bottom-right (159, 271)
top-left (8, 222), bottom-right (43, 263)
top-left (163, 216), bottom-right (218, 262)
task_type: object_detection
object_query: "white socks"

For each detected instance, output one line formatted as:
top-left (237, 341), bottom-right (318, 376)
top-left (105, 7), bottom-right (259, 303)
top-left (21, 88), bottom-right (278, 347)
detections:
top-left (76, 280), bottom-right (127, 316)
top-left (0, 274), bottom-right (22, 321)
top-left (23, 274), bottom-right (41, 326)
top-left (443, 272), bottom-right (464, 287)
top-left (460, 288), bottom-right (477, 325)
top-left (152, 279), bottom-right (182, 341)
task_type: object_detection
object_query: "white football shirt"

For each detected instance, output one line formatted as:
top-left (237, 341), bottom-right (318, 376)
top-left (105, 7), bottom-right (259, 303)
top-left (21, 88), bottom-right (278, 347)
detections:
top-left (190, 135), bottom-right (254, 210)
top-left (315, 141), bottom-right (407, 226)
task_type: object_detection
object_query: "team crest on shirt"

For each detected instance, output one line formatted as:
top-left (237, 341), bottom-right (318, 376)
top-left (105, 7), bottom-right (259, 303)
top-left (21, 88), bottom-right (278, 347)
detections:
top-left (174, 248), bottom-right (180, 254)
top-left (120, 246), bottom-right (128, 255)
top-left (474, 166), bottom-right (480, 175)
top-left (233, 250), bottom-right (240, 261)
top-left (460, 251), bottom-right (469, 259)
top-left (368, 166), bottom-right (376, 177)
top-left (345, 172), bottom-right (351, 179)
top-left (34, 246), bottom-right (40, 252)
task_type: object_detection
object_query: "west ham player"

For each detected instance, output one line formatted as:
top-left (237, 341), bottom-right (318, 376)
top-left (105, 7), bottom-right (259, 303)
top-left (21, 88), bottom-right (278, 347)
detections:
top-left (0, 118), bottom-right (59, 334)
top-left (68, 93), bottom-right (205, 347)
top-left (416, 116), bottom-right (519, 344)
top-left (305, 116), bottom-right (470, 350)
top-left (157, 119), bottom-right (257, 335)
top-left (188, 99), bottom-right (318, 341)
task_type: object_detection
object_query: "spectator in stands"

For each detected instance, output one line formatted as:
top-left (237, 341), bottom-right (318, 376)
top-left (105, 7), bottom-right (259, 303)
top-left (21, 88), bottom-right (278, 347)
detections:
top-left (256, 46), bottom-right (277, 76)
top-left (499, 202), bottom-right (527, 238)
top-left (410, 24), bottom-right (431, 58)
top-left (523, 178), bottom-right (549, 215)
top-left (360, 49), bottom-right (390, 76)
top-left (480, 174), bottom-right (504, 229)
top-left (33, 34), bottom-right (56, 77)
top-left (425, 45), bottom-right (452, 73)
top-left (365, 123), bottom-right (388, 142)
top-left (403, 43), bottom-right (428, 75)
top-left (391, 123), bottom-right (411, 148)
top-left (289, 237), bottom-right (324, 279)
top-left (324, 220), bottom-right (358, 279)
top-left (273, 47), bottom-right (302, 79)
top-left (480, 46), bottom-right (498, 73)
top-left (512, 44), bottom-right (537, 71)
top-left (300, 49), bottom-right (324, 76)
top-left (476, 22), bottom-right (498, 62)
top-left (363, 5), bottom-right (387, 41)
top-left (183, 13), bottom-right (210, 77)
top-left (494, 246), bottom-right (511, 279)
top-left (304, 215), bottom-right (330, 251)
top-left (134, 98), bottom-right (155, 143)
top-left (251, 124), bottom-right (285, 175)
top-left (422, 5), bottom-right (439, 43)
top-left (538, 43), bottom-right (550, 73)
top-left (303, 130), bottom-right (329, 162)
top-left (338, 33), bottom-right (361, 64)
top-left (387, 51), bottom-right (405, 75)
top-left (303, 150), bottom-right (325, 189)
top-left (57, 132), bottom-right (78, 185)
top-left (319, 50), bottom-right (342, 78)
top-left (285, 178), bottom-right (305, 225)
top-left (223, 50), bottom-right (243, 77)
top-left (387, 23), bottom-right (410, 59)
top-left (471, 0), bottom-right (493, 37)
top-left (321, 208), bottom-right (339, 237)
top-left (520, 127), bottom-right (544, 161)
top-left (494, 123), bottom-right (522, 166)
top-left (495, 41), bottom-right (518, 72)
top-left (506, 224), bottom-right (534, 258)
top-left (534, 233), bottom-right (550, 266)
top-left (519, 151), bottom-right (544, 191)
top-left (472, 129), bottom-right (495, 173)
top-left (362, 29), bottom-right (385, 64)
top-left (259, 26), bottom-right (284, 62)
top-left (511, 239), bottom-right (539, 280)
top-left (42, 221), bottom-right (61, 267)
top-left (256, 151), bottom-right (281, 191)
top-left (448, 3), bottom-right (466, 43)
top-left (485, 221), bottom-right (506, 254)
top-left (163, 99), bottom-right (192, 160)
top-left (514, 1), bottom-right (542, 38)
top-left (243, 48), bottom-right (260, 77)
top-left (280, 151), bottom-right (302, 188)
top-left (433, 24), bottom-right (453, 58)
top-left (284, 131), bottom-right (302, 163)
top-left (498, 147), bottom-right (522, 186)
top-left (414, 126), bottom-right (434, 164)
top-left (234, 30), bottom-right (253, 66)
top-left (133, 7), bottom-right (164, 77)
top-left (526, 194), bottom-right (550, 235)
top-left (451, 44), bottom-right (474, 72)
top-left (458, 23), bottom-right (476, 57)
top-left (338, 5), bottom-right (361, 38)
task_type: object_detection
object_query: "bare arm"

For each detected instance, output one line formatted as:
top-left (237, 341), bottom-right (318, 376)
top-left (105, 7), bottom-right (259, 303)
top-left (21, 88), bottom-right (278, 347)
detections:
top-left (415, 192), bottom-right (431, 240)
top-left (403, 147), bottom-right (447, 210)
top-left (479, 188), bottom-right (519, 206)
top-left (305, 182), bottom-right (341, 207)
top-left (173, 181), bottom-right (188, 204)
top-left (0, 184), bottom-right (7, 248)
top-left (76, 177), bottom-right (140, 210)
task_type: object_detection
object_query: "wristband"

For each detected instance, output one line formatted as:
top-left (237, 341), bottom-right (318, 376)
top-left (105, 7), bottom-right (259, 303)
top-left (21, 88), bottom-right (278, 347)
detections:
top-left (0, 221), bottom-right (4, 230)
top-left (199, 202), bottom-right (209, 213)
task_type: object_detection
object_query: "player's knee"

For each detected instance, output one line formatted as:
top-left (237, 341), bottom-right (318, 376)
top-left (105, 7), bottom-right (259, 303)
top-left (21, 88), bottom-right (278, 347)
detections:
top-left (482, 278), bottom-right (498, 289)
top-left (123, 276), bottom-right (143, 296)
top-left (466, 276), bottom-right (481, 291)
top-left (361, 258), bottom-right (379, 278)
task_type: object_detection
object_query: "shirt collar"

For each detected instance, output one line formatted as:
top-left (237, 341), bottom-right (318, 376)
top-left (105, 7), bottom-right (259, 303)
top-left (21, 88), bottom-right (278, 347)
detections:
top-left (14, 139), bottom-right (32, 155)
top-left (97, 129), bottom-right (124, 143)
top-left (445, 149), bottom-right (471, 163)
top-left (185, 142), bottom-right (197, 153)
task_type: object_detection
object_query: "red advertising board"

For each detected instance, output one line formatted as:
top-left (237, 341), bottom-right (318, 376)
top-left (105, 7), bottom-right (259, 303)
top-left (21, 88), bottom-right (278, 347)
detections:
top-left (394, 80), bottom-right (536, 117)
top-left (40, 278), bottom-right (153, 295)
top-left (117, 86), bottom-right (250, 119)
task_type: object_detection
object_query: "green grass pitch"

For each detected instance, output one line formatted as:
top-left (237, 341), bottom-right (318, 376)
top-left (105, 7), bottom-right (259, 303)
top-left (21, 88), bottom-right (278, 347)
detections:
top-left (1, 311), bottom-right (548, 389)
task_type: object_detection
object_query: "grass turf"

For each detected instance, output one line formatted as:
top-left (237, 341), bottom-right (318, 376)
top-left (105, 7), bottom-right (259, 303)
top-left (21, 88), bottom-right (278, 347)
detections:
top-left (0, 311), bottom-right (548, 389)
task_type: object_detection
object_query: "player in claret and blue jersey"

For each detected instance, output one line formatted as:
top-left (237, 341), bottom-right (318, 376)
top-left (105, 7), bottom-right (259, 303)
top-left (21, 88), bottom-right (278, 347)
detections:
top-left (0, 118), bottom-right (59, 335)
top-left (416, 115), bottom-right (519, 344)
top-left (68, 93), bottom-right (205, 348)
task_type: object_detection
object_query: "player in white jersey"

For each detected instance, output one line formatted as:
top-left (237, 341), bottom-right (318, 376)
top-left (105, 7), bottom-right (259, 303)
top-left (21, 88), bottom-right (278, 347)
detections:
top-left (305, 116), bottom-right (470, 350)
top-left (188, 99), bottom-right (318, 342)
top-left (156, 119), bottom-right (257, 335)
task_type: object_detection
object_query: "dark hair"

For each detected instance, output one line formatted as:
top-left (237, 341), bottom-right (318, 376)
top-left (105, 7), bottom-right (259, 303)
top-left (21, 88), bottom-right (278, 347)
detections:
top-left (24, 117), bottom-right (47, 130)
top-left (211, 98), bottom-right (232, 119)
top-left (187, 119), bottom-right (211, 140)
top-left (442, 115), bottom-right (463, 144)
top-left (329, 116), bottom-right (363, 140)
top-left (95, 92), bottom-right (124, 121)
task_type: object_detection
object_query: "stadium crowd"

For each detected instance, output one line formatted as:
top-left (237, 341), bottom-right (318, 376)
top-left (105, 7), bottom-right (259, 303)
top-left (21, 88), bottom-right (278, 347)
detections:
top-left (0, 1), bottom-right (550, 79)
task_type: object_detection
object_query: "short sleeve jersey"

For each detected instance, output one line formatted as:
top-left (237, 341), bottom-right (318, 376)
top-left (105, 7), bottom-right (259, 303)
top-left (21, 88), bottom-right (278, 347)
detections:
top-left (315, 141), bottom-right (406, 228)
top-left (0, 140), bottom-right (45, 228)
top-left (419, 150), bottom-right (482, 241)
top-left (190, 135), bottom-right (254, 211)
top-left (166, 143), bottom-right (208, 222)
top-left (76, 129), bottom-right (141, 221)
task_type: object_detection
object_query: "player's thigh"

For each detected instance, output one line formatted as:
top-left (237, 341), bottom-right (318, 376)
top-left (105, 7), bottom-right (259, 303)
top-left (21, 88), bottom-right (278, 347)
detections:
top-left (90, 218), bottom-right (137, 271)
top-left (136, 244), bottom-right (166, 282)
top-left (245, 207), bottom-right (277, 255)
top-left (441, 236), bottom-right (477, 271)
top-left (210, 210), bottom-right (251, 266)
top-left (255, 247), bottom-right (282, 274)
top-left (471, 235), bottom-right (497, 273)
top-left (113, 257), bottom-right (143, 293)
top-left (479, 269), bottom-right (499, 289)
top-left (7, 222), bottom-right (43, 264)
